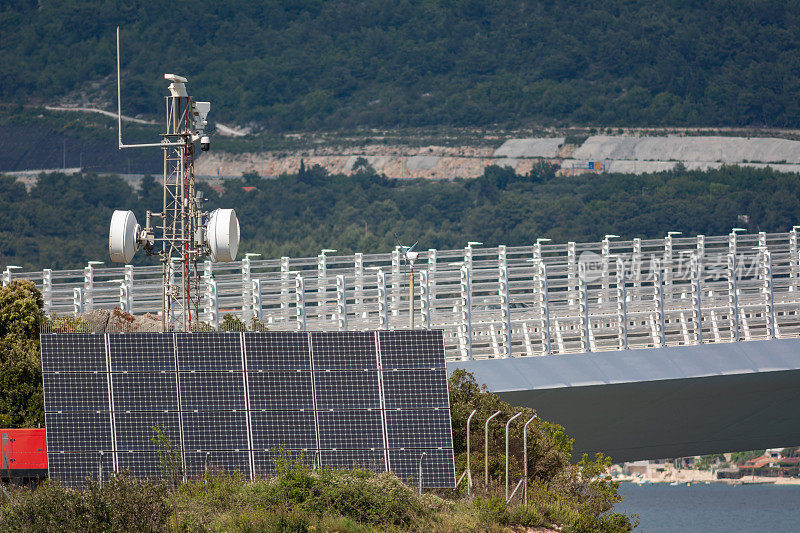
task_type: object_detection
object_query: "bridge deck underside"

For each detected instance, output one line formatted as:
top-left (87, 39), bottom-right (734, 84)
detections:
top-left (450, 339), bottom-right (800, 462)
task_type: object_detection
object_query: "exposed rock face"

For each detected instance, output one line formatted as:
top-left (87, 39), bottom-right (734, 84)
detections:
top-left (194, 139), bottom-right (563, 180)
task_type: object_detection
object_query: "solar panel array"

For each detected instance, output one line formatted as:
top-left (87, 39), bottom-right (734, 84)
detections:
top-left (41, 330), bottom-right (455, 488)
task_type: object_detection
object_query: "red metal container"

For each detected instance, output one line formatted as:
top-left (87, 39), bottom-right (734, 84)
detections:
top-left (1, 428), bottom-right (48, 481)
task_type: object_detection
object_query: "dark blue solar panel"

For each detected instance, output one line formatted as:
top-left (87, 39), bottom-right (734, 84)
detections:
top-left (176, 332), bottom-right (242, 371)
top-left (321, 449), bottom-right (386, 472)
top-left (43, 372), bottom-right (109, 412)
top-left (378, 330), bottom-right (446, 369)
top-left (385, 409), bottom-right (454, 449)
top-left (109, 333), bottom-right (175, 371)
top-left (44, 411), bottom-right (112, 452)
top-left (311, 332), bottom-right (377, 370)
top-left (247, 371), bottom-right (313, 410)
top-left (314, 370), bottom-right (380, 410)
top-left (111, 372), bottom-right (178, 412)
top-left (389, 448), bottom-right (456, 488)
top-left (253, 449), bottom-right (314, 476)
top-left (41, 330), bottom-right (454, 488)
top-left (382, 369), bottom-right (450, 409)
top-left (250, 410), bottom-right (317, 450)
top-left (48, 451), bottom-right (115, 487)
top-left (318, 409), bottom-right (383, 450)
top-left (244, 332), bottom-right (310, 371)
top-left (178, 371), bottom-right (246, 411)
top-left (114, 411), bottom-right (181, 451)
top-left (117, 450), bottom-right (167, 479)
top-left (40, 333), bottom-right (107, 372)
top-left (184, 450), bottom-right (251, 478)
top-left (181, 411), bottom-right (248, 451)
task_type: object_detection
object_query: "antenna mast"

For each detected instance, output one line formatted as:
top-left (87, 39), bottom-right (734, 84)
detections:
top-left (111, 27), bottom-right (237, 332)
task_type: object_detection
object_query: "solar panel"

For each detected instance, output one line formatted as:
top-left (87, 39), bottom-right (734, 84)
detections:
top-left (250, 410), bottom-right (316, 450)
top-left (389, 448), bottom-right (456, 488)
top-left (244, 332), bottom-right (310, 371)
top-left (385, 409), bottom-right (454, 449)
top-left (382, 368), bottom-right (450, 409)
top-left (176, 332), bottom-right (242, 371)
top-left (114, 411), bottom-right (181, 451)
top-left (41, 333), bottom-right (107, 372)
top-left (48, 451), bottom-right (115, 485)
top-left (179, 371), bottom-right (246, 411)
top-left (318, 409), bottom-right (384, 450)
top-left (321, 449), bottom-right (386, 471)
top-left (378, 330), bottom-right (446, 369)
top-left (313, 370), bottom-right (380, 410)
top-left (111, 372), bottom-right (179, 411)
top-left (310, 331), bottom-right (377, 370)
top-left (44, 411), bottom-right (112, 452)
top-left (109, 333), bottom-right (175, 371)
top-left (43, 372), bottom-right (110, 412)
top-left (248, 371), bottom-right (313, 410)
top-left (41, 330), bottom-right (455, 488)
top-left (181, 411), bottom-right (249, 451)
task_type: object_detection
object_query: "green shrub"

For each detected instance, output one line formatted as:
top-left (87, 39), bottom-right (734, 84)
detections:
top-left (0, 475), bottom-right (171, 532)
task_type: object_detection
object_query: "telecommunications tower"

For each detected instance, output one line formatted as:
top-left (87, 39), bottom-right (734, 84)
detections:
top-left (109, 27), bottom-right (240, 332)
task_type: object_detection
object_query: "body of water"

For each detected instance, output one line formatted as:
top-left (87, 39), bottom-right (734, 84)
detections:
top-left (615, 482), bottom-right (800, 532)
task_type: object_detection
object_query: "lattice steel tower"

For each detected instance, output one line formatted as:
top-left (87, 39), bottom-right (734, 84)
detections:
top-left (109, 28), bottom-right (239, 332)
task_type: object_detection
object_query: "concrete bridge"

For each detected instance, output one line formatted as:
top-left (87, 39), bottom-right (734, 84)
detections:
top-left (8, 229), bottom-right (800, 460)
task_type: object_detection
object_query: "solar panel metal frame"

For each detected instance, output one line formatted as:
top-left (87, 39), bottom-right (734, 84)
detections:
top-left (41, 330), bottom-right (455, 488)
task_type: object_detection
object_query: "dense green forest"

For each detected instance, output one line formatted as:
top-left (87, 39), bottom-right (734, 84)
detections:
top-left (1, 164), bottom-right (799, 270)
top-left (2, 0), bottom-right (800, 129)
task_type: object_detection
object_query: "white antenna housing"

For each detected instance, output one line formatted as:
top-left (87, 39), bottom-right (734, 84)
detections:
top-left (164, 73), bottom-right (188, 97)
top-left (109, 210), bottom-right (140, 263)
top-left (207, 209), bottom-right (240, 262)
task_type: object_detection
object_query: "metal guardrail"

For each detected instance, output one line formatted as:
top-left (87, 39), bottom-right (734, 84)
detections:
top-left (7, 230), bottom-right (800, 362)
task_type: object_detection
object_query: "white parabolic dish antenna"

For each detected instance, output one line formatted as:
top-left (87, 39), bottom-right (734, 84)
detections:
top-left (109, 210), bottom-right (140, 263)
top-left (207, 208), bottom-right (240, 262)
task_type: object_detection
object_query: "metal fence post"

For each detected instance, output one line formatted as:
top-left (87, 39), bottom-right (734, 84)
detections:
top-left (567, 242), bottom-right (577, 306)
top-left (377, 269), bottom-right (388, 330)
top-left (579, 262), bottom-right (591, 352)
top-left (655, 261), bottom-right (666, 347)
top-left (615, 257), bottom-right (628, 350)
top-left (295, 274), bottom-right (306, 331)
top-left (484, 411), bottom-right (501, 492)
top-left (791, 227), bottom-right (799, 292)
top-left (391, 248), bottom-right (401, 316)
top-left (505, 412), bottom-right (522, 499)
top-left (124, 264), bottom-right (134, 313)
top-left (727, 253), bottom-right (740, 341)
top-left (280, 256), bottom-right (290, 312)
top-left (523, 415), bottom-right (538, 506)
top-left (252, 279), bottom-right (262, 323)
top-left (691, 255), bottom-right (703, 344)
top-left (466, 409), bottom-right (477, 496)
top-left (418, 452), bottom-right (427, 494)
top-left (207, 279), bottom-right (219, 329)
top-left (2, 266), bottom-right (21, 287)
top-left (535, 262), bottom-right (551, 355)
top-left (73, 287), bottom-right (84, 316)
top-left (460, 265), bottom-right (473, 360)
top-left (499, 263), bottom-right (512, 358)
top-left (119, 281), bottom-right (130, 314)
top-left (427, 248), bottom-right (437, 304)
top-left (42, 268), bottom-right (53, 314)
top-left (84, 261), bottom-right (102, 312)
top-left (336, 274), bottom-right (348, 331)
top-left (760, 249), bottom-right (776, 338)
top-left (318, 252), bottom-right (328, 320)
top-left (354, 252), bottom-right (364, 313)
top-left (419, 269), bottom-right (431, 329)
